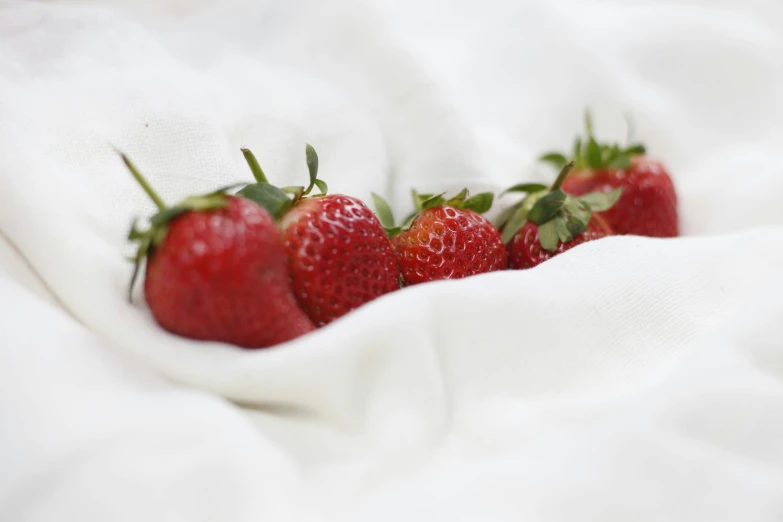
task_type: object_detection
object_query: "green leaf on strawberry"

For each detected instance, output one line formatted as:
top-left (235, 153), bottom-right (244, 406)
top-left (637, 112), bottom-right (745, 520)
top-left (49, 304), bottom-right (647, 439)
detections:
top-left (498, 203), bottom-right (532, 244)
top-left (538, 153), bottom-right (568, 170)
top-left (586, 138), bottom-right (602, 169)
top-left (237, 183), bottom-right (293, 220)
top-left (237, 143), bottom-right (332, 217)
top-left (371, 192), bottom-right (396, 229)
top-left (576, 188), bottom-right (622, 212)
top-left (462, 192), bottom-right (494, 214)
top-left (607, 154), bottom-right (631, 170)
top-left (419, 191), bottom-right (448, 210)
top-left (305, 143), bottom-right (319, 193)
top-left (500, 182), bottom-right (549, 196)
top-left (537, 220), bottom-right (558, 252)
top-left (313, 179), bottom-right (328, 195)
top-left (625, 144), bottom-right (646, 155)
top-left (373, 187), bottom-right (496, 238)
top-left (496, 161), bottom-right (623, 252)
top-left (526, 189), bottom-right (567, 224)
top-left (541, 111), bottom-right (647, 173)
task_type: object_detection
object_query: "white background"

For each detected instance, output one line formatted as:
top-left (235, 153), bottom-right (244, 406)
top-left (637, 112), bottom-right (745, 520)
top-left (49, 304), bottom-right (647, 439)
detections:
top-left (1, 0), bottom-right (783, 520)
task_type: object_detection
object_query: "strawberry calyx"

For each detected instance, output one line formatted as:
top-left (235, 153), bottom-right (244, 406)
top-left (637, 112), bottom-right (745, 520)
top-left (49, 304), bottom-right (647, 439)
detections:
top-left (495, 161), bottom-right (622, 252)
top-left (237, 144), bottom-right (328, 220)
top-left (371, 188), bottom-right (495, 238)
top-left (121, 153), bottom-right (241, 302)
top-left (539, 112), bottom-right (646, 172)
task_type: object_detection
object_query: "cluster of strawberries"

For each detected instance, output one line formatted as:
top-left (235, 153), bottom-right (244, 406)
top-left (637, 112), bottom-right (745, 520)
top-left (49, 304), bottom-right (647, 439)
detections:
top-left (124, 116), bottom-right (678, 349)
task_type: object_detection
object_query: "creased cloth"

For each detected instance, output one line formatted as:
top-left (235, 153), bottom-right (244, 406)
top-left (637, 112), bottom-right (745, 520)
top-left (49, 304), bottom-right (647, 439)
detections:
top-left (1, 0), bottom-right (783, 520)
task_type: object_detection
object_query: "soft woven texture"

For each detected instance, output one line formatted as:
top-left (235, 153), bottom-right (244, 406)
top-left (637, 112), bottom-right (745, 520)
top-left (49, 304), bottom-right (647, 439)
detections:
top-left (1, 0), bottom-right (783, 520)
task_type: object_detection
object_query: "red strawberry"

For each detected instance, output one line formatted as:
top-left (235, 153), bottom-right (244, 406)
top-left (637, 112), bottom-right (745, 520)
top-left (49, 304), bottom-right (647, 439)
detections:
top-left (374, 189), bottom-right (506, 285)
top-left (497, 161), bottom-right (619, 269)
top-left (238, 146), bottom-right (400, 326)
top-left (122, 154), bottom-right (315, 348)
top-left (539, 114), bottom-right (678, 237)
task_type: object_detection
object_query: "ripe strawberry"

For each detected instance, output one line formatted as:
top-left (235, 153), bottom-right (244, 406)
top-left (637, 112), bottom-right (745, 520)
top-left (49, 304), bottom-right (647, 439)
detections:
top-left (539, 114), bottom-right (678, 237)
top-left (122, 154), bottom-right (315, 348)
top-left (497, 161), bottom-right (619, 269)
top-left (238, 145), bottom-right (400, 326)
top-left (373, 189), bottom-right (506, 285)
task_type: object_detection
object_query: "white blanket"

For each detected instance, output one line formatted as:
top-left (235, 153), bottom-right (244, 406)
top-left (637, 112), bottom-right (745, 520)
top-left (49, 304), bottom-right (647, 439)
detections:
top-left (2, 0), bottom-right (783, 520)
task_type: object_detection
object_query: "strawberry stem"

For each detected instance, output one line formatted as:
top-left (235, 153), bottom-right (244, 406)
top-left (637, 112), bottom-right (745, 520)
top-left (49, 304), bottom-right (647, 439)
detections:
top-left (550, 161), bottom-right (575, 191)
top-left (121, 154), bottom-right (167, 210)
top-left (241, 148), bottom-right (269, 183)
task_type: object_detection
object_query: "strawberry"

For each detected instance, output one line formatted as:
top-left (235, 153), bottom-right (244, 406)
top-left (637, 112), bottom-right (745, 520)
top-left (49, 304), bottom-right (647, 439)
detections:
top-left (539, 114), bottom-right (678, 237)
top-left (122, 153), bottom-right (315, 348)
top-left (497, 161), bottom-right (619, 269)
top-left (373, 189), bottom-right (506, 285)
top-left (238, 145), bottom-right (400, 326)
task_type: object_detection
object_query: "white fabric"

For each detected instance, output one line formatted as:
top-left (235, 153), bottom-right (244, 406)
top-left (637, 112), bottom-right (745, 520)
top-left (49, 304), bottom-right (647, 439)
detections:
top-left (2, 0), bottom-right (783, 520)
